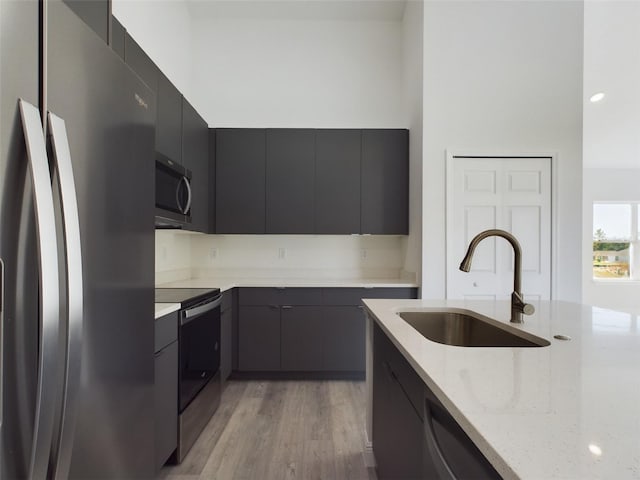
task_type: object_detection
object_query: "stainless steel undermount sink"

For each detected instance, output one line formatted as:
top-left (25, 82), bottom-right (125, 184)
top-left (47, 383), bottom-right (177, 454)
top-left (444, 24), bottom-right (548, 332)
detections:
top-left (398, 309), bottom-right (550, 348)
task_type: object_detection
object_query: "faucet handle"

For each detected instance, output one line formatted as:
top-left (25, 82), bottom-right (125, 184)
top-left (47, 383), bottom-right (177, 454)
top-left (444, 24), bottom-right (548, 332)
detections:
top-left (512, 291), bottom-right (535, 316)
top-left (522, 303), bottom-right (535, 316)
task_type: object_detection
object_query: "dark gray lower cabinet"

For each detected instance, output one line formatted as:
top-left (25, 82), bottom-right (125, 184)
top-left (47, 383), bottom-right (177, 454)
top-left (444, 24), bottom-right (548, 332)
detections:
top-left (238, 306), bottom-right (281, 371)
top-left (373, 323), bottom-right (423, 480)
top-left (220, 291), bottom-right (233, 381)
top-left (281, 306), bottom-right (323, 371)
top-left (373, 322), bottom-right (501, 480)
top-left (154, 341), bottom-right (178, 471)
top-left (322, 306), bottom-right (365, 371)
top-left (236, 287), bottom-right (417, 375)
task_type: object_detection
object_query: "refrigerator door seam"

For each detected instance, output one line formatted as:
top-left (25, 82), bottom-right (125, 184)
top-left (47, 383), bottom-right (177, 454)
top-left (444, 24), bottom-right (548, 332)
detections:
top-left (47, 112), bottom-right (84, 480)
top-left (18, 99), bottom-right (61, 480)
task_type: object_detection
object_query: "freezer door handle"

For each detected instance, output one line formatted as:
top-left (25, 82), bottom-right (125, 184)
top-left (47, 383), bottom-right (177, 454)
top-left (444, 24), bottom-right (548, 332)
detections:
top-left (19, 99), bottom-right (61, 480)
top-left (48, 112), bottom-right (84, 480)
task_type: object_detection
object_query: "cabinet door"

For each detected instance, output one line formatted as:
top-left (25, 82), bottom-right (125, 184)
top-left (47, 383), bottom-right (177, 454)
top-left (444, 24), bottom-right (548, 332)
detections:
top-left (111, 16), bottom-right (125, 60)
top-left (157, 71), bottom-right (182, 162)
top-left (315, 130), bottom-right (361, 234)
top-left (373, 325), bottom-right (422, 480)
top-left (265, 129), bottom-right (315, 233)
top-left (182, 98), bottom-right (209, 233)
top-left (281, 306), bottom-right (323, 371)
top-left (63, 0), bottom-right (109, 43)
top-left (238, 306), bottom-right (280, 371)
top-left (361, 129), bottom-right (409, 234)
top-left (322, 306), bottom-right (365, 371)
top-left (209, 129), bottom-right (216, 232)
top-left (154, 341), bottom-right (178, 471)
top-left (215, 129), bottom-right (266, 233)
top-left (221, 308), bottom-right (232, 381)
top-left (124, 33), bottom-right (158, 93)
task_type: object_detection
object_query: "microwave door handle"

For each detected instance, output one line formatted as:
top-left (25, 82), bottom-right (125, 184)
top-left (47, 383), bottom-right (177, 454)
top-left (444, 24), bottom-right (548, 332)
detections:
top-left (19, 99), bottom-right (61, 479)
top-left (175, 179), bottom-right (184, 214)
top-left (47, 112), bottom-right (84, 480)
top-left (181, 176), bottom-right (192, 215)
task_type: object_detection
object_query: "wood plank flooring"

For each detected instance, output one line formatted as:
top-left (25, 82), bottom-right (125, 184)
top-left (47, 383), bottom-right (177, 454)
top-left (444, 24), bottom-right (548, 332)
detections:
top-left (158, 380), bottom-right (377, 480)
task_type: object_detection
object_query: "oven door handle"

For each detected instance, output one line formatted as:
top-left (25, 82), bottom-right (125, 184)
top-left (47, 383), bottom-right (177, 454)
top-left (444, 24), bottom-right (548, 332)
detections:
top-left (181, 296), bottom-right (223, 325)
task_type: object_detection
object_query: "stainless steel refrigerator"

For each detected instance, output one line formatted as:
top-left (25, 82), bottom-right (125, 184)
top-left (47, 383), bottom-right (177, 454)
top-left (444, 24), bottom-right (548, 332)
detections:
top-left (1, 1), bottom-right (155, 478)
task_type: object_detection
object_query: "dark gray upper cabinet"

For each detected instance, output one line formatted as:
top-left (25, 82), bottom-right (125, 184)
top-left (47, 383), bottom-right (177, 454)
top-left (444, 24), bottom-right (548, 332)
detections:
top-left (315, 130), bottom-right (362, 234)
top-left (216, 129), bottom-right (266, 234)
top-left (182, 98), bottom-right (209, 233)
top-left (124, 33), bottom-right (158, 94)
top-left (63, 0), bottom-right (109, 43)
top-left (266, 129), bottom-right (315, 234)
top-left (361, 129), bottom-right (409, 234)
top-left (156, 71), bottom-right (182, 162)
top-left (111, 17), bottom-right (125, 60)
top-left (209, 129), bottom-right (216, 232)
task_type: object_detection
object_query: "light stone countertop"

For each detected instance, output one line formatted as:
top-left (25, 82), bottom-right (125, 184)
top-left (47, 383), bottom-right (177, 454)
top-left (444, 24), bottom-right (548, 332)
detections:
top-left (362, 298), bottom-right (640, 480)
top-left (154, 303), bottom-right (180, 319)
top-left (157, 277), bottom-right (418, 292)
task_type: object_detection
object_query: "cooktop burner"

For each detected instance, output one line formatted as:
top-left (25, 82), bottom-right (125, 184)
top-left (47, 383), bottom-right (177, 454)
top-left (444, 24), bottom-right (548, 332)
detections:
top-left (155, 288), bottom-right (221, 308)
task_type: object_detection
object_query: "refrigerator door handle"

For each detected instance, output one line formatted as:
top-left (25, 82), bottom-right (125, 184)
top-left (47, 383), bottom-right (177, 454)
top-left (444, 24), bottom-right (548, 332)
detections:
top-left (18, 99), bottom-right (61, 480)
top-left (47, 112), bottom-right (84, 480)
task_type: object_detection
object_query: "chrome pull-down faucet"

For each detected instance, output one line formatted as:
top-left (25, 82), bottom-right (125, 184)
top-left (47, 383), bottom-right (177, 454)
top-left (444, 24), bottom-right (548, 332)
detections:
top-left (459, 229), bottom-right (535, 323)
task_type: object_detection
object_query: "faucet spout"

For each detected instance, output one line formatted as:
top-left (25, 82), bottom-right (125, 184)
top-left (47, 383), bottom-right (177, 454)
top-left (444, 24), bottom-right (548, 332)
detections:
top-left (458, 229), bottom-right (534, 323)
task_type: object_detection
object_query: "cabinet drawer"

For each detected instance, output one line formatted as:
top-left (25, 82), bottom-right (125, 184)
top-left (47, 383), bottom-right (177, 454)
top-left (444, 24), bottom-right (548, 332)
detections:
top-left (323, 287), bottom-right (417, 306)
top-left (155, 311), bottom-right (178, 353)
top-left (239, 287), bottom-right (322, 306)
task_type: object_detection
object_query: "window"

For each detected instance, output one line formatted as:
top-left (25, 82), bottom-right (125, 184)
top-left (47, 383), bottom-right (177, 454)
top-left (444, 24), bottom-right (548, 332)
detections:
top-left (593, 203), bottom-right (638, 279)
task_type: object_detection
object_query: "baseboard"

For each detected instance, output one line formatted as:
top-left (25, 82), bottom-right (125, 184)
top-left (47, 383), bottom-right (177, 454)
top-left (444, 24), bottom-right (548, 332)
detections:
top-left (363, 437), bottom-right (376, 468)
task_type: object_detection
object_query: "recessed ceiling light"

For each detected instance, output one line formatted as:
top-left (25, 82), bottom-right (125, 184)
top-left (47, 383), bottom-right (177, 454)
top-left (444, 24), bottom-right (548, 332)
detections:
top-left (590, 92), bottom-right (605, 103)
top-left (588, 444), bottom-right (602, 456)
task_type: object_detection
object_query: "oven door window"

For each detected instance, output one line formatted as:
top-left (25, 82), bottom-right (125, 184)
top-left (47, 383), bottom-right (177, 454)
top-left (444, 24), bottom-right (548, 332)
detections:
top-left (179, 307), bottom-right (220, 412)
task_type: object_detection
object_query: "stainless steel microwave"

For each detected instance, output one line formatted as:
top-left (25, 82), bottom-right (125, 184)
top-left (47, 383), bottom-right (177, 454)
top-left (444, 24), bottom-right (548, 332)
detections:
top-left (155, 154), bottom-right (192, 228)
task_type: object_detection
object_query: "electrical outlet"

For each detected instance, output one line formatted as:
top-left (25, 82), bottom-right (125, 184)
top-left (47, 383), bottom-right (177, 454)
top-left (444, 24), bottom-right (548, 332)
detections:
top-left (278, 247), bottom-right (287, 260)
top-left (210, 247), bottom-right (218, 260)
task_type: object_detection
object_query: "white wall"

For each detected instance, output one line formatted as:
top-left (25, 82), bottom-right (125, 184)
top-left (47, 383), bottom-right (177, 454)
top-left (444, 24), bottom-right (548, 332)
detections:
top-left (583, 169), bottom-right (640, 310)
top-left (155, 230), bottom-right (192, 284)
top-left (189, 15), bottom-right (403, 127)
top-left (111, 0), bottom-right (193, 100)
top-left (421, 1), bottom-right (584, 302)
top-left (583, 1), bottom-right (640, 169)
top-left (189, 235), bottom-right (406, 280)
top-left (401, 0), bottom-right (424, 293)
top-left (582, 2), bottom-right (640, 310)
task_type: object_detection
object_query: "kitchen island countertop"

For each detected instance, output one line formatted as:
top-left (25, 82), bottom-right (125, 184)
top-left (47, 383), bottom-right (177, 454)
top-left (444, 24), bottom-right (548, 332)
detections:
top-left (363, 298), bottom-right (640, 479)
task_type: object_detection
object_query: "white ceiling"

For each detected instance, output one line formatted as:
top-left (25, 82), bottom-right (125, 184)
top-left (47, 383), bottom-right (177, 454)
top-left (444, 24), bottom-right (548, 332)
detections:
top-left (187, 0), bottom-right (408, 22)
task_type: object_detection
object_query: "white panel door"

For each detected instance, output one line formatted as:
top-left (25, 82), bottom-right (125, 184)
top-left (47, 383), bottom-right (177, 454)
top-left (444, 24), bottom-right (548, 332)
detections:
top-left (447, 157), bottom-right (552, 301)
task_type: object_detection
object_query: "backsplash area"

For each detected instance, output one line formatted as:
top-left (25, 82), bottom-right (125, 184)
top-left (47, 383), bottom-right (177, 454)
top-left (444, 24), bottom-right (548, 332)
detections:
top-left (155, 231), bottom-right (410, 284)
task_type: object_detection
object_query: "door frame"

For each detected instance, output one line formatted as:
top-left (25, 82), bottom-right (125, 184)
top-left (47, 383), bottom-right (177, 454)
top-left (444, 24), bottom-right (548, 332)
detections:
top-left (445, 149), bottom-right (559, 300)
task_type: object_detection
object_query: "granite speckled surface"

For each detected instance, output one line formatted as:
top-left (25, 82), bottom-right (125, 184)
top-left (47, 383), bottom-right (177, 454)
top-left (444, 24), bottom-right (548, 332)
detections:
top-left (363, 298), bottom-right (640, 479)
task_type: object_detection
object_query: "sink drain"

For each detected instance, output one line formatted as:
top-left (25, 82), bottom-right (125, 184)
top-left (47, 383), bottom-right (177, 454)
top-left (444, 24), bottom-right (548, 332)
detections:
top-left (553, 334), bottom-right (571, 341)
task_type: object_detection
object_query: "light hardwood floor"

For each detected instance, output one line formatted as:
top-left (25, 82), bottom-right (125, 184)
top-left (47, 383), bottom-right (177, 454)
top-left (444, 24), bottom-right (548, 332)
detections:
top-left (159, 380), bottom-right (377, 480)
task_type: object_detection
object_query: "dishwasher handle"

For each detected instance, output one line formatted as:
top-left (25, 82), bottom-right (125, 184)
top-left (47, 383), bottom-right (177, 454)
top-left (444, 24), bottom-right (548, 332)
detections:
top-left (181, 296), bottom-right (223, 326)
top-left (424, 399), bottom-right (458, 480)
